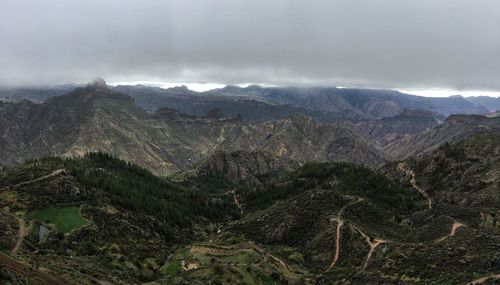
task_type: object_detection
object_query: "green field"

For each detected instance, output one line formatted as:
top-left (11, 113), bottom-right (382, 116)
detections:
top-left (29, 207), bottom-right (87, 233)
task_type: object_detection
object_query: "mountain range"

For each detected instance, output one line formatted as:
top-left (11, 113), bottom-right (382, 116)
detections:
top-left (0, 80), bottom-right (499, 284)
top-left (1, 84), bottom-right (495, 124)
top-left (0, 82), bottom-right (386, 175)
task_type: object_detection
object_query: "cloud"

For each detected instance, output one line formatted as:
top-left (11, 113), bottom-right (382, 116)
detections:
top-left (1, 0), bottom-right (499, 92)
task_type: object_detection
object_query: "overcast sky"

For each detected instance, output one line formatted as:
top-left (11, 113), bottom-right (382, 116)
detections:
top-left (1, 0), bottom-right (499, 95)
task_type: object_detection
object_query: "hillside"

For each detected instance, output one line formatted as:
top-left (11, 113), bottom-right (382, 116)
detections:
top-left (385, 133), bottom-right (500, 208)
top-left (384, 114), bottom-right (500, 159)
top-left (223, 148), bottom-right (500, 284)
top-left (0, 153), bottom-right (238, 284)
top-left (350, 109), bottom-right (445, 144)
top-left (182, 150), bottom-right (297, 187)
top-left (1, 137), bottom-right (499, 284)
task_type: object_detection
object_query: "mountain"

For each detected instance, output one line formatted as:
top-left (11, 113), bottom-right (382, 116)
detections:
top-left (204, 86), bottom-right (489, 118)
top-left (350, 109), bottom-right (445, 144)
top-left (465, 96), bottom-right (500, 112)
top-left (116, 85), bottom-right (489, 122)
top-left (3, 84), bottom-right (491, 125)
top-left (114, 84), bottom-right (336, 124)
top-left (384, 114), bottom-right (500, 160)
top-left (0, 82), bottom-right (386, 175)
top-left (0, 85), bottom-right (77, 103)
top-left (216, 115), bottom-right (386, 167)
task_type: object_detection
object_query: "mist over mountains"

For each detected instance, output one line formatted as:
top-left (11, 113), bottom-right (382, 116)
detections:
top-left (2, 0), bottom-right (500, 283)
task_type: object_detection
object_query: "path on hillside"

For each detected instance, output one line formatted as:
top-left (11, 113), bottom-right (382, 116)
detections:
top-left (351, 226), bottom-right (386, 272)
top-left (326, 197), bottom-right (364, 271)
top-left (0, 169), bottom-right (66, 191)
top-left (437, 222), bottom-right (466, 243)
top-left (11, 217), bottom-right (33, 255)
top-left (464, 274), bottom-right (500, 285)
top-left (0, 252), bottom-right (74, 285)
top-left (230, 190), bottom-right (244, 214)
top-left (449, 222), bottom-right (465, 236)
top-left (397, 163), bottom-right (432, 209)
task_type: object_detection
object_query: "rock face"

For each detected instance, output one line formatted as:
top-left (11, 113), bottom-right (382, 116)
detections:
top-left (215, 115), bottom-right (386, 168)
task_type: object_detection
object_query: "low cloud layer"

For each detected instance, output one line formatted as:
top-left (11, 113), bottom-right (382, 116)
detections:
top-left (1, 0), bottom-right (499, 92)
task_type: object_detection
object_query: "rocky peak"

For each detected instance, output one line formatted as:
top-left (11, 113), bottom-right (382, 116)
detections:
top-left (89, 78), bottom-right (108, 89)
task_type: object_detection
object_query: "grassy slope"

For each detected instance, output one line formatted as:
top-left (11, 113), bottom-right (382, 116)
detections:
top-left (29, 207), bottom-right (86, 233)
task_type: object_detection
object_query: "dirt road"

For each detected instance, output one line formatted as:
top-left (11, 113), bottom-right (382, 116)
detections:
top-left (436, 222), bottom-right (466, 243)
top-left (464, 274), bottom-right (500, 285)
top-left (352, 226), bottom-right (386, 272)
top-left (449, 222), bottom-right (465, 236)
top-left (0, 169), bottom-right (66, 191)
top-left (326, 198), bottom-right (364, 271)
top-left (398, 163), bottom-right (432, 209)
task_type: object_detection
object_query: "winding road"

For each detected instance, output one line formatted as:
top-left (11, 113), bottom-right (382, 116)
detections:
top-left (398, 163), bottom-right (432, 209)
top-left (449, 222), bottom-right (465, 236)
top-left (464, 274), bottom-right (500, 285)
top-left (0, 169), bottom-right (66, 191)
top-left (436, 222), bottom-right (466, 243)
top-left (326, 197), bottom-right (364, 271)
top-left (352, 226), bottom-right (386, 272)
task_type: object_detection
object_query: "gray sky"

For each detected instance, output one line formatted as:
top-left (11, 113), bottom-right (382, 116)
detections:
top-left (1, 0), bottom-right (499, 95)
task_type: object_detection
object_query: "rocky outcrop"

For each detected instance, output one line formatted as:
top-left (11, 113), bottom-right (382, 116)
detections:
top-left (194, 150), bottom-right (297, 184)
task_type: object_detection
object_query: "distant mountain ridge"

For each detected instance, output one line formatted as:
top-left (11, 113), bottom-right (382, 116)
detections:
top-left (1, 84), bottom-right (493, 124)
top-left (466, 96), bottom-right (500, 112)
